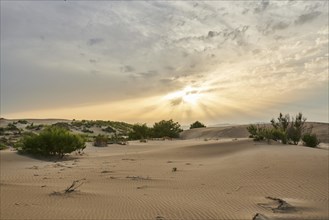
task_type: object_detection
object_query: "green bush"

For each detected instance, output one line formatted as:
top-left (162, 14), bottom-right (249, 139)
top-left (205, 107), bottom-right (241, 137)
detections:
top-left (19, 127), bottom-right (85, 158)
top-left (302, 133), bottom-right (320, 148)
top-left (0, 143), bottom-right (7, 150)
top-left (271, 129), bottom-right (287, 144)
top-left (0, 127), bottom-right (5, 135)
top-left (246, 124), bottom-right (258, 138)
top-left (152, 119), bottom-right (183, 138)
top-left (286, 126), bottom-right (301, 145)
top-left (18, 120), bottom-right (28, 124)
top-left (248, 112), bottom-right (309, 145)
top-left (247, 124), bottom-right (270, 141)
top-left (6, 123), bottom-right (19, 131)
top-left (51, 122), bottom-right (71, 131)
top-left (128, 123), bottom-right (150, 140)
top-left (190, 121), bottom-right (206, 129)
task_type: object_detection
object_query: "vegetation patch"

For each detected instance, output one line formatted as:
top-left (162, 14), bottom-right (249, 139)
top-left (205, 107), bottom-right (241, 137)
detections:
top-left (190, 121), bottom-right (206, 129)
top-left (247, 113), bottom-right (320, 147)
top-left (128, 119), bottom-right (183, 140)
top-left (94, 134), bottom-right (108, 147)
top-left (17, 127), bottom-right (86, 158)
top-left (302, 133), bottom-right (320, 148)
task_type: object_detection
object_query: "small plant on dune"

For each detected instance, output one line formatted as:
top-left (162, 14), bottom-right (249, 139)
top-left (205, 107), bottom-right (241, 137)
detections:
top-left (271, 129), bottom-right (287, 144)
top-left (0, 127), bottom-right (5, 135)
top-left (18, 120), bottom-right (28, 124)
top-left (19, 127), bottom-right (86, 158)
top-left (102, 126), bottom-right (115, 133)
top-left (302, 133), bottom-right (320, 148)
top-left (190, 121), bottom-right (206, 129)
top-left (246, 124), bottom-right (258, 138)
top-left (26, 123), bottom-right (43, 131)
top-left (81, 127), bottom-right (94, 133)
top-left (51, 122), bottom-right (71, 131)
top-left (247, 124), bottom-right (269, 141)
top-left (6, 123), bottom-right (19, 131)
top-left (94, 134), bottom-right (108, 147)
top-left (247, 112), bottom-right (317, 146)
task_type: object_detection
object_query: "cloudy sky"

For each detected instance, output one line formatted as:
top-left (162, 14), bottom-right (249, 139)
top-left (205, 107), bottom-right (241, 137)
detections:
top-left (1, 0), bottom-right (328, 125)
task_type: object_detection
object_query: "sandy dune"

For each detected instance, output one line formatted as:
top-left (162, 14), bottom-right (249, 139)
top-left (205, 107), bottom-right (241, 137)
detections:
top-left (180, 122), bottom-right (329, 143)
top-left (1, 137), bottom-right (328, 220)
top-left (180, 126), bottom-right (250, 140)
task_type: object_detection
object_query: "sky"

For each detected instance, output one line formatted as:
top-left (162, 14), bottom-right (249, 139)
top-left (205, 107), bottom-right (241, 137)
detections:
top-left (1, 0), bottom-right (328, 125)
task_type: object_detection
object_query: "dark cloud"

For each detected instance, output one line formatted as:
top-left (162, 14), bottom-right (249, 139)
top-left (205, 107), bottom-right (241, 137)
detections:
top-left (207, 31), bottom-right (217, 38)
top-left (87, 38), bottom-right (104, 46)
top-left (176, 26), bottom-right (249, 44)
top-left (89, 59), bottom-right (97, 63)
top-left (137, 70), bottom-right (158, 78)
top-left (295, 11), bottom-right (321, 25)
top-left (159, 78), bottom-right (173, 85)
top-left (242, 9), bottom-right (249, 15)
top-left (164, 66), bottom-right (175, 71)
top-left (258, 20), bottom-right (290, 36)
top-left (170, 97), bottom-right (183, 106)
top-left (272, 21), bottom-right (289, 31)
top-left (252, 49), bottom-right (261, 55)
top-left (121, 65), bottom-right (135, 73)
top-left (254, 0), bottom-right (270, 13)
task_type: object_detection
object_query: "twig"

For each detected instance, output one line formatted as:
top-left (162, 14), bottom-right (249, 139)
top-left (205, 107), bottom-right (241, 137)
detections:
top-left (64, 178), bottom-right (86, 193)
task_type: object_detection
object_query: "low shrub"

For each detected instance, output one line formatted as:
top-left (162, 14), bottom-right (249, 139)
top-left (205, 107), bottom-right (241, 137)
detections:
top-left (0, 127), bottom-right (5, 135)
top-left (190, 121), bottom-right (206, 129)
top-left (271, 129), bottom-right (287, 144)
top-left (247, 112), bottom-right (311, 146)
top-left (19, 127), bottom-right (86, 158)
top-left (94, 134), bottom-right (108, 147)
top-left (102, 126), bottom-right (115, 133)
top-left (302, 133), bottom-right (320, 148)
top-left (6, 123), bottom-right (19, 131)
top-left (152, 119), bottom-right (182, 138)
top-left (0, 143), bottom-right (7, 150)
top-left (26, 123), bottom-right (43, 130)
top-left (82, 127), bottom-right (94, 133)
top-left (18, 120), bottom-right (28, 124)
top-left (129, 123), bottom-right (150, 140)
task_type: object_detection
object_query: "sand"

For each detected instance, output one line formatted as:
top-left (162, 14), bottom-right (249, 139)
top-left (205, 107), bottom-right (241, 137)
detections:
top-left (1, 136), bottom-right (328, 220)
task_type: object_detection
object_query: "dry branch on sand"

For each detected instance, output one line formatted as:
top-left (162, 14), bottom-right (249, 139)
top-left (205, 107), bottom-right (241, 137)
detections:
top-left (258, 196), bottom-right (295, 213)
top-left (50, 178), bottom-right (86, 195)
top-left (252, 213), bottom-right (269, 220)
top-left (126, 176), bottom-right (150, 180)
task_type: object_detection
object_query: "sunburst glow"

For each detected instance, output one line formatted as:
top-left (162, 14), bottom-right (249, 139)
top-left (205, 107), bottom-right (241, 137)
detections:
top-left (165, 86), bottom-right (205, 106)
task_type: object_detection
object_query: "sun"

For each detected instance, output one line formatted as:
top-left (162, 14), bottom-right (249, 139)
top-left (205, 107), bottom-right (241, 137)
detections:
top-left (165, 86), bottom-right (203, 106)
